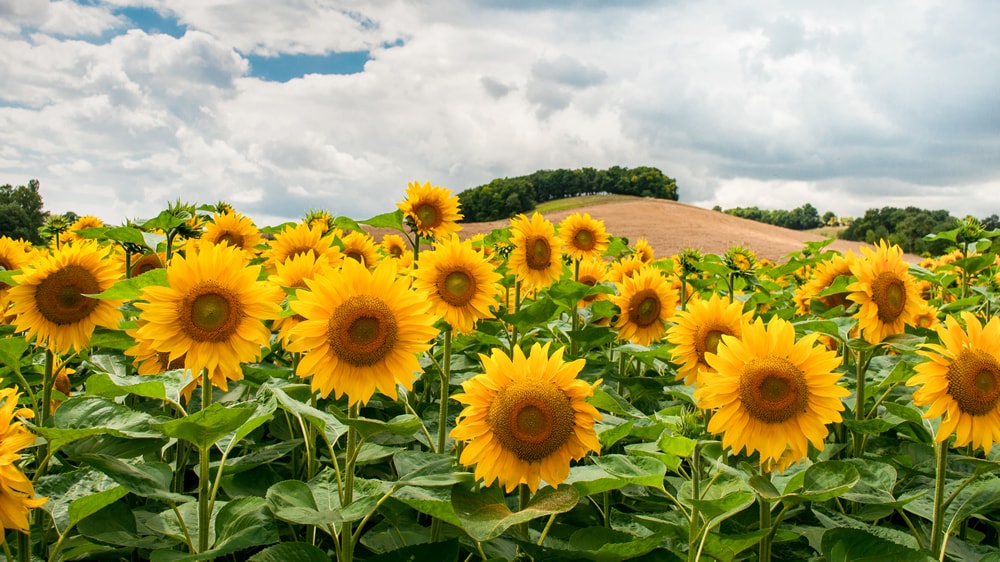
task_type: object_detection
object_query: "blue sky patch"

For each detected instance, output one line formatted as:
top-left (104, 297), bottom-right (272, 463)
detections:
top-left (246, 51), bottom-right (371, 81)
top-left (116, 6), bottom-right (187, 38)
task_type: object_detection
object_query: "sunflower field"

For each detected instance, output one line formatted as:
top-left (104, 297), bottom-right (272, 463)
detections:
top-left (1, 182), bottom-right (999, 562)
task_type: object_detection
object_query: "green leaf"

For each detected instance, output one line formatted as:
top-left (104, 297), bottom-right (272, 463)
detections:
top-left (85, 371), bottom-right (168, 402)
top-left (658, 433), bottom-right (697, 458)
top-left (265, 470), bottom-right (384, 529)
top-left (821, 527), bottom-right (935, 562)
top-left (247, 542), bottom-right (332, 562)
top-left (338, 412), bottom-right (422, 440)
top-left (505, 298), bottom-right (560, 332)
top-left (359, 209), bottom-right (404, 230)
top-left (596, 419), bottom-right (634, 448)
top-left (0, 335), bottom-right (28, 375)
top-left (946, 478), bottom-right (1000, 535)
top-left (687, 490), bottom-right (756, 528)
top-left (787, 460), bottom-right (860, 503)
top-left (332, 215), bottom-right (364, 232)
top-left (155, 402), bottom-right (255, 450)
top-left (0, 269), bottom-right (20, 286)
top-left (451, 484), bottom-right (580, 542)
top-left (393, 450), bottom-right (469, 487)
top-left (366, 539), bottom-right (460, 562)
top-left (78, 501), bottom-right (178, 550)
top-left (79, 454), bottom-right (194, 503)
top-left (564, 454), bottom-right (667, 496)
top-left (266, 382), bottom-right (347, 446)
top-left (215, 395), bottom-right (277, 454)
top-left (588, 387), bottom-right (645, 418)
top-left (391, 485), bottom-right (461, 527)
top-left (91, 267), bottom-right (169, 300)
top-left (39, 396), bottom-right (163, 453)
top-left (36, 468), bottom-right (124, 534)
top-left (838, 459), bottom-right (901, 505)
top-left (209, 496), bottom-right (279, 558)
top-left (565, 527), bottom-right (663, 562)
top-left (67, 485), bottom-right (129, 529)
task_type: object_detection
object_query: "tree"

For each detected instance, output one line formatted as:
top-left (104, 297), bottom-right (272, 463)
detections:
top-left (0, 179), bottom-right (47, 244)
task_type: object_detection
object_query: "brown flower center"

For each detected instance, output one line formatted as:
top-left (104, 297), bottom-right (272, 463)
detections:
top-left (739, 356), bottom-right (809, 423)
top-left (946, 350), bottom-right (1000, 416)
top-left (525, 236), bottom-right (552, 270)
top-left (488, 378), bottom-right (575, 462)
top-left (34, 265), bottom-right (101, 325)
top-left (130, 253), bottom-right (165, 277)
top-left (872, 272), bottom-right (907, 323)
top-left (345, 251), bottom-right (366, 265)
top-left (628, 289), bottom-right (661, 327)
top-left (328, 295), bottom-right (398, 367)
top-left (414, 202), bottom-right (443, 229)
top-left (696, 327), bottom-right (730, 363)
top-left (216, 232), bottom-right (245, 249)
top-left (180, 283), bottom-right (243, 342)
top-left (437, 268), bottom-right (477, 307)
top-left (573, 229), bottom-right (595, 251)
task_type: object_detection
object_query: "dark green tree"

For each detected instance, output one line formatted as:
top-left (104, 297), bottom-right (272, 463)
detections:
top-left (0, 179), bottom-right (47, 244)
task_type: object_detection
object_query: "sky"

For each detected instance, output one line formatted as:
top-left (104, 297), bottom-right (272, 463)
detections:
top-left (1, 0), bottom-right (998, 228)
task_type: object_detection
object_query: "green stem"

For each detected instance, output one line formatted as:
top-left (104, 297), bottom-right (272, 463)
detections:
top-left (510, 281), bottom-right (521, 355)
top-left (39, 350), bottom-right (54, 428)
top-left (16, 530), bottom-right (29, 562)
top-left (537, 514), bottom-right (557, 546)
top-left (198, 369), bottom-right (212, 554)
top-left (930, 441), bottom-right (948, 557)
top-left (571, 259), bottom-right (580, 356)
top-left (852, 348), bottom-right (869, 458)
top-left (340, 402), bottom-right (361, 562)
top-left (518, 484), bottom-right (531, 538)
top-left (687, 443), bottom-right (701, 562)
top-left (758, 470), bottom-right (772, 562)
top-left (436, 330), bottom-right (453, 455)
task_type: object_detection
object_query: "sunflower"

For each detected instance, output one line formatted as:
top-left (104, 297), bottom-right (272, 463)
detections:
top-left (397, 181), bottom-right (463, 239)
top-left (126, 251), bottom-right (166, 278)
top-left (509, 212), bottom-right (564, 290)
top-left (0, 388), bottom-right (48, 539)
top-left (303, 209), bottom-right (334, 234)
top-left (0, 237), bottom-right (34, 322)
top-left (450, 343), bottom-right (602, 493)
top-left (133, 242), bottom-right (282, 379)
top-left (267, 251), bottom-right (337, 347)
top-left (608, 254), bottom-right (646, 284)
top-left (610, 265), bottom-right (678, 346)
top-left (263, 222), bottom-right (341, 272)
top-left (634, 238), bottom-right (655, 263)
top-left (413, 236), bottom-right (502, 333)
top-left (847, 240), bottom-right (924, 344)
top-left (9, 241), bottom-right (124, 354)
top-left (559, 212), bottom-right (609, 262)
top-left (576, 258), bottom-right (610, 308)
top-left (339, 230), bottom-right (379, 270)
top-left (908, 312), bottom-right (1000, 452)
top-left (666, 293), bottom-right (752, 386)
top-left (724, 245), bottom-right (757, 278)
top-left (695, 316), bottom-right (849, 471)
top-left (379, 234), bottom-right (409, 260)
top-left (60, 215), bottom-right (105, 244)
top-left (201, 210), bottom-right (263, 255)
top-left (911, 301), bottom-right (941, 331)
top-left (286, 258), bottom-right (439, 404)
top-left (793, 252), bottom-right (856, 315)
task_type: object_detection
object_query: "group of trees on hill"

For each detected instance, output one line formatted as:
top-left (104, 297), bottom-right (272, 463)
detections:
top-left (840, 207), bottom-right (961, 255)
top-left (0, 180), bottom-right (46, 245)
top-left (718, 203), bottom-right (827, 231)
top-left (457, 166), bottom-right (678, 222)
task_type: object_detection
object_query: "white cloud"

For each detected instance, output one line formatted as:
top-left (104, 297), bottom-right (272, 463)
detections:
top-left (0, 0), bottom-right (998, 230)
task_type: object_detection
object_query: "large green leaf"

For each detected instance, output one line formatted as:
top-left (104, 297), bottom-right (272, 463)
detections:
top-left (155, 402), bottom-right (255, 450)
top-left (783, 460), bottom-right (860, 503)
top-left (0, 336), bottom-right (28, 375)
top-left (367, 539), bottom-right (460, 562)
top-left (945, 477), bottom-right (1000, 535)
top-left (451, 484), bottom-right (580, 542)
top-left (265, 470), bottom-right (384, 529)
top-left (564, 454), bottom-right (667, 496)
top-left (821, 527), bottom-right (934, 562)
top-left (79, 454), bottom-right (194, 503)
top-left (393, 450), bottom-right (470, 487)
top-left (38, 396), bottom-right (163, 453)
top-left (36, 468), bottom-right (124, 534)
top-left (391, 485), bottom-right (461, 527)
top-left (78, 501), bottom-right (178, 550)
top-left (520, 527), bottom-right (664, 562)
top-left (91, 268), bottom-right (169, 300)
top-left (266, 382), bottom-right (347, 446)
top-left (148, 498), bottom-right (277, 561)
top-left (215, 395), bottom-right (277, 454)
top-left (359, 209), bottom-right (404, 230)
top-left (247, 542), bottom-right (332, 562)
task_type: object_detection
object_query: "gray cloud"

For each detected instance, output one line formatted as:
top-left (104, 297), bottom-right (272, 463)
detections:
top-left (480, 75), bottom-right (513, 98)
top-left (530, 54), bottom-right (606, 88)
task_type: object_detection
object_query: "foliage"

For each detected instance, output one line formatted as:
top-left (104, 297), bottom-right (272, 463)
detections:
top-left (0, 179), bottom-right (47, 244)
top-left (840, 206), bottom-right (959, 255)
top-left (458, 166), bottom-right (679, 222)
top-left (722, 203), bottom-right (824, 231)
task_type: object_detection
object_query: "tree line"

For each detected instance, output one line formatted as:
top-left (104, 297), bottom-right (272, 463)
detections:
top-left (457, 165), bottom-right (678, 222)
top-left (0, 180), bottom-right (47, 245)
top-left (718, 203), bottom-right (827, 231)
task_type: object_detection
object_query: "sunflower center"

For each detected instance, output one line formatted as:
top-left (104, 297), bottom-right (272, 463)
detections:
top-left (414, 203), bottom-right (442, 229)
top-left (345, 251), bottom-right (366, 264)
top-left (437, 268), bottom-right (477, 306)
top-left (389, 245), bottom-right (403, 258)
top-left (696, 327), bottom-right (729, 361)
top-left (573, 229), bottom-right (595, 251)
top-left (579, 275), bottom-right (598, 303)
top-left (946, 350), bottom-right (1000, 416)
top-left (34, 264), bottom-right (101, 325)
top-left (872, 272), bottom-right (907, 323)
top-left (130, 253), bottom-right (164, 277)
top-left (629, 289), bottom-right (661, 327)
top-left (217, 232), bottom-right (244, 249)
top-left (739, 356), bottom-right (809, 423)
top-left (180, 284), bottom-right (243, 342)
top-left (488, 378), bottom-right (575, 462)
top-left (525, 236), bottom-right (552, 270)
top-left (328, 295), bottom-right (398, 367)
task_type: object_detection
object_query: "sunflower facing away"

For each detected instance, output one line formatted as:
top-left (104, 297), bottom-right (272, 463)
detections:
top-left (610, 265), bottom-right (679, 346)
top-left (397, 181), bottom-right (463, 239)
top-left (202, 210), bottom-right (263, 254)
top-left (666, 293), bottom-right (752, 387)
top-left (133, 242), bottom-right (282, 379)
top-left (848, 240), bottom-right (924, 344)
top-left (413, 236), bottom-right (502, 333)
top-left (793, 252), bottom-right (856, 315)
top-left (286, 258), bottom-right (439, 404)
top-left (908, 312), bottom-right (1000, 452)
top-left (559, 212), bottom-right (610, 262)
top-left (0, 388), bottom-right (47, 539)
top-left (509, 212), bottom-right (564, 290)
top-left (9, 240), bottom-right (124, 354)
top-left (695, 316), bottom-right (849, 472)
top-left (450, 343), bottom-right (602, 493)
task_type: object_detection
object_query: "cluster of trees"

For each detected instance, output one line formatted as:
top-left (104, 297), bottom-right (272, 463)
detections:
top-left (0, 180), bottom-right (46, 245)
top-left (840, 207), bottom-right (960, 255)
top-left (718, 203), bottom-right (826, 231)
top-left (458, 166), bottom-right (678, 222)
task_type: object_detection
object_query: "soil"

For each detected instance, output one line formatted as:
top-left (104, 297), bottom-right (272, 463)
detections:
top-left (451, 198), bottom-right (911, 263)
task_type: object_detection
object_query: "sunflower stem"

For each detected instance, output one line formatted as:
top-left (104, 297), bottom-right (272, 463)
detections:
top-left (510, 281), bottom-right (522, 355)
top-left (852, 348), bottom-right (870, 459)
top-left (571, 259), bottom-right (580, 356)
top-left (537, 513), bottom-right (557, 546)
top-left (687, 442), bottom-right (702, 562)
top-left (431, 329), bottom-right (453, 542)
top-left (198, 369), bottom-right (212, 554)
top-left (758, 469), bottom-right (773, 562)
top-left (16, 527), bottom-right (29, 562)
top-left (39, 349), bottom-right (54, 428)
top-left (341, 402), bottom-right (361, 562)
top-left (518, 484), bottom-right (531, 538)
top-left (930, 440), bottom-right (948, 557)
